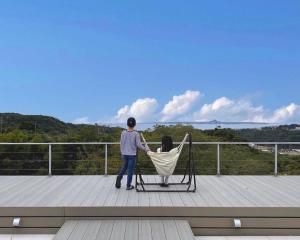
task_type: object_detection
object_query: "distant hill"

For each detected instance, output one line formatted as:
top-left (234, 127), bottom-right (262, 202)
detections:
top-left (1, 112), bottom-right (300, 142)
top-left (236, 124), bottom-right (300, 142)
top-left (0, 113), bottom-right (119, 141)
top-left (0, 113), bottom-right (70, 134)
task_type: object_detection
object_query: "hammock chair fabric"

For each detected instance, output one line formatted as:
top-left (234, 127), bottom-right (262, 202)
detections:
top-left (141, 133), bottom-right (189, 176)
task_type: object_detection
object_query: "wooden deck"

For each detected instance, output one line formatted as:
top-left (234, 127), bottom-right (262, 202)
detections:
top-left (0, 175), bottom-right (299, 207)
top-left (0, 175), bottom-right (299, 236)
top-left (54, 220), bottom-right (194, 240)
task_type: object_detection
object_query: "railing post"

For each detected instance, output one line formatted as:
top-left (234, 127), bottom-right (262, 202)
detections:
top-left (104, 144), bottom-right (108, 176)
top-left (274, 144), bottom-right (278, 176)
top-left (48, 144), bottom-right (52, 176)
top-left (217, 144), bottom-right (220, 176)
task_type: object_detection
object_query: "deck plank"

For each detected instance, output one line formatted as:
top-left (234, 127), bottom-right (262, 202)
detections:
top-left (195, 177), bottom-right (225, 206)
top-left (115, 182), bottom-right (130, 206)
top-left (208, 176), bottom-right (250, 207)
top-left (109, 220), bottom-right (126, 240)
top-left (144, 175), bottom-right (160, 206)
top-left (66, 220), bottom-right (89, 240)
top-left (152, 176), bottom-right (173, 207)
top-left (216, 176), bottom-right (259, 207)
top-left (0, 176), bottom-right (34, 204)
top-left (18, 176), bottom-right (49, 206)
top-left (81, 220), bottom-right (102, 240)
top-left (222, 176), bottom-right (266, 206)
top-left (201, 176), bottom-right (234, 207)
top-left (53, 220), bottom-right (77, 240)
top-left (66, 176), bottom-right (96, 206)
top-left (138, 219), bottom-right (152, 240)
top-left (175, 220), bottom-right (195, 240)
top-left (54, 220), bottom-right (194, 240)
top-left (163, 220), bottom-right (181, 240)
top-left (242, 175), bottom-right (284, 206)
top-left (260, 176), bottom-right (300, 204)
top-left (25, 176), bottom-right (70, 206)
top-left (50, 176), bottom-right (83, 206)
top-left (1, 176), bottom-right (47, 206)
top-left (138, 176), bottom-right (150, 207)
top-left (104, 176), bottom-right (122, 207)
top-left (95, 220), bottom-right (114, 240)
top-left (0, 176), bottom-right (27, 196)
top-left (124, 220), bottom-right (138, 240)
top-left (226, 176), bottom-right (276, 206)
top-left (80, 176), bottom-right (106, 206)
top-left (150, 220), bottom-right (167, 240)
top-left (247, 176), bottom-right (298, 206)
top-left (173, 175), bottom-right (196, 207)
top-left (92, 175), bottom-right (114, 206)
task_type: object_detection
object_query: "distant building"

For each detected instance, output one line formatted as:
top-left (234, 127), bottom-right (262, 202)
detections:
top-left (291, 126), bottom-right (300, 131)
top-left (249, 144), bottom-right (273, 153)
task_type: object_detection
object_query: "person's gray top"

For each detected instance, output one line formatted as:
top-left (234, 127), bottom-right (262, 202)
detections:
top-left (120, 130), bottom-right (148, 156)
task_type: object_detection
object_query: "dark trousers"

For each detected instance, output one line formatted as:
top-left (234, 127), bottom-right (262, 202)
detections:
top-left (118, 155), bottom-right (136, 187)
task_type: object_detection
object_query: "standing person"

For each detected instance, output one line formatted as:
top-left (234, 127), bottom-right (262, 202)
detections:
top-left (115, 117), bottom-right (149, 190)
top-left (157, 135), bottom-right (174, 187)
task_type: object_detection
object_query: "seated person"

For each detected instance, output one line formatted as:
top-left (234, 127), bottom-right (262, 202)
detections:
top-left (157, 135), bottom-right (174, 187)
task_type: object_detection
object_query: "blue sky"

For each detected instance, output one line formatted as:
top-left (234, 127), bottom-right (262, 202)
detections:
top-left (0, 1), bottom-right (300, 124)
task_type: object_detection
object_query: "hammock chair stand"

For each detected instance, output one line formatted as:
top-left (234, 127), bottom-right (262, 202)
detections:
top-left (135, 133), bottom-right (196, 193)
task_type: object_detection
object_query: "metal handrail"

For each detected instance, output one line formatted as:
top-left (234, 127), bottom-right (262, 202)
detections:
top-left (0, 141), bottom-right (300, 176)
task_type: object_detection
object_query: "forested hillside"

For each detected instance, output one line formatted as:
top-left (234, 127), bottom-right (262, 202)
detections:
top-left (0, 113), bottom-right (299, 175)
top-left (0, 113), bottom-right (119, 142)
top-left (236, 124), bottom-right (300, 142)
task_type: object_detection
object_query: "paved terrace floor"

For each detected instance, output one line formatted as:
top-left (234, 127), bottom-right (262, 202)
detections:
top-left (0, 175), bottom-right (299, 207)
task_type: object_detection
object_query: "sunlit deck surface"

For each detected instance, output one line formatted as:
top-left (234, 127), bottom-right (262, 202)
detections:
top-left (0, 175), bottom-right (299, 237)
top-left (0, 175), bottom-right (299, 207)
top-left (53, 219), bottom-right (194, 240)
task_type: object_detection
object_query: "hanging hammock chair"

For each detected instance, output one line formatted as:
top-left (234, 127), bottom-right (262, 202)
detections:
top-left (141, 133), bottom-right (189, 176)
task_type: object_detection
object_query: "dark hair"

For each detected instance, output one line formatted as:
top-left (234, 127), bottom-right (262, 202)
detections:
top-left (161, 136), bottom-right (173, 152)
top-left (127, 117), bottom-right (136, 128)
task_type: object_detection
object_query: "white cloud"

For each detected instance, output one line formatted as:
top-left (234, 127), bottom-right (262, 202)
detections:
top-left (271, 103), bottom-right (300, 123)
top-left (199, 97), bottom-right (234, 116)
top-left (72, 117), bottom-right (90, 124)
top-left (161, 90), bottom-right (201, 121)
top-left (254, 103), bottom-right (300, 123)
top-left (193, 97), bottom-right (265, 122)
top-left (107, 91), bottom-right (300, 126)
top-left (193, 97), bottom-right (300, 124)
top-left (115, 98), bottom-right (158, 122)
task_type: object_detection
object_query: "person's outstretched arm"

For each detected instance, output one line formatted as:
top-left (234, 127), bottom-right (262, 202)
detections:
top-left (136, 132), bottom-right (150, 152)
top-left (120, 131), bottom-right (125, 153)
